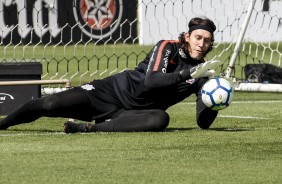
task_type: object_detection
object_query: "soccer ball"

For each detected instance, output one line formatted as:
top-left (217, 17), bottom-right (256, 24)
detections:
top-left (201, 77), bottom-right (234, 110)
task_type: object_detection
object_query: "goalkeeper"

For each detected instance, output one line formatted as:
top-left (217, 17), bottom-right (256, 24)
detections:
top-left (0, 17), bottom-right (220, 133)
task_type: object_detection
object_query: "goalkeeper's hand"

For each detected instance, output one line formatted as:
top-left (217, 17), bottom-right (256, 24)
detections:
top-left (220, 73), bottom-right (237, 87)
top-left (190, 60), bottom-right (222, 79)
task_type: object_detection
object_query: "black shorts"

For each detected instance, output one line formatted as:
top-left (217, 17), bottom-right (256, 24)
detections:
top-left (78, 80), bottom-right (124, 121)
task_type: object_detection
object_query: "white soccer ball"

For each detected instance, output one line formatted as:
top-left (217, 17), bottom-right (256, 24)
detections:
top-left (201, 77), bottom-right (234, 110)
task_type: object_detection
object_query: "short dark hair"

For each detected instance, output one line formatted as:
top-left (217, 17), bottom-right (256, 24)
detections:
top-left (178, 17), bottom-right (216, 57)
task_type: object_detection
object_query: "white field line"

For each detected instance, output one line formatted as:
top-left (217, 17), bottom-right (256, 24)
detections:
top-left (179, 100), bottom-right (282, 105)
top-left (228, 100), bottom-right (282, 104)
top-left (217, 115), bottom-right (270, 119)
top-left (0, 131), bottom-right (102, 137)
top-left (0, 132), bottom-right (65, 137)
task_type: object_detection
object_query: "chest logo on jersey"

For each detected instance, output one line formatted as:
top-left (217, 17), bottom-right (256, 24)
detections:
top-left (81, 84), bottom-right (95, 91)
top-left (186, 78), bottom-right (195, 84)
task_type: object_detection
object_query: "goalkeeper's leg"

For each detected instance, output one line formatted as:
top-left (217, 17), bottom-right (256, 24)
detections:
top-left (64, 109), bottom-right (170, 133)
top-left (0, 88), bottom-right (93, 130)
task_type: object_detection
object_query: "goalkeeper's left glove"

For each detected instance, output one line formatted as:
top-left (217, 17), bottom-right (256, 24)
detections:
top-left (180, 60), bottom-right (222, 79)
top-left (190, 60), bottom-right (222, 78)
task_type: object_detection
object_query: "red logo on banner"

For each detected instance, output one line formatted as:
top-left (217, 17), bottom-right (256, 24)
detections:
top-left (80, 0), bottom-right (116, 30)
top-left (73, 0), bottom-right (123, 39)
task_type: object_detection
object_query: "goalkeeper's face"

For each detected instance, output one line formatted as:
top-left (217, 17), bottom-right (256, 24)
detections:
top-left (185, 29), bottom-right (212, 60)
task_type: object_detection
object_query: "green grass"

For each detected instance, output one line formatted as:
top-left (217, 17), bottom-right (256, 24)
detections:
top-left (1, 43), bottom-right (282, 183)
top-left (1, 92), bottom-right (282, 184)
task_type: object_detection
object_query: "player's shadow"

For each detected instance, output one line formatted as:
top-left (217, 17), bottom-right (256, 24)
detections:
top-left (165, 127), bottom-right (197, 132)
top-left (165, 127), bottom-right (253, 132)
top-left (209, 127), bottom-right (254, 132)
top-left (3, 127), bottom-right (253, 133)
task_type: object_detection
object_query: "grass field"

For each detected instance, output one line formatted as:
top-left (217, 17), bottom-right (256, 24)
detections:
top-left (1, 42), bottom-right (282, 183)
top-left (1, 91), bottom-right (281, 184)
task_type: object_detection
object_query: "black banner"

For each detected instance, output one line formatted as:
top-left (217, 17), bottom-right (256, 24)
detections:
top-left (0, 0), bottom-right (137, 45)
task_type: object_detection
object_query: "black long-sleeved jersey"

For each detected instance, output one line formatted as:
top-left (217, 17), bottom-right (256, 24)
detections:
top-left (87, 40), bottom-right (208, 113)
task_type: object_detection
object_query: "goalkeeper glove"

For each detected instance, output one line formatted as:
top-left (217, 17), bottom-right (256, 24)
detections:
top-left (180, 60), bottom-right (222, 79)
top-left (190, 60), bottom-right (222, 78)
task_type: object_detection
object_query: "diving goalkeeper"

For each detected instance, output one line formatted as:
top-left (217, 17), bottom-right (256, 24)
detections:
top-left (0, 17), bottom-right (220, 133)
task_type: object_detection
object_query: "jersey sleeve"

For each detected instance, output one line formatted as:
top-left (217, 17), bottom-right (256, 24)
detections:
top-left (144, 40), bottom-right (191, 89)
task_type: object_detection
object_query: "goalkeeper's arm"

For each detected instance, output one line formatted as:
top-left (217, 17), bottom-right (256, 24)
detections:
top-left (144, 60), bottom-right (219, 89)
